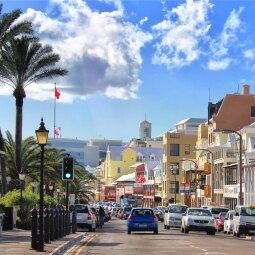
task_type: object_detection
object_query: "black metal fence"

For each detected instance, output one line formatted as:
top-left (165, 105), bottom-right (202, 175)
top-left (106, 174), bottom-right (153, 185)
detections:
top-left (31, 206), bottom-right (77, 251)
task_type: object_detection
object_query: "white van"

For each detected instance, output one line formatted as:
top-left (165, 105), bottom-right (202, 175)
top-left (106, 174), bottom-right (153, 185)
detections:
top-left (233, 205), bottom-right (255, 237)
top-left (164, 204), bottom-right (188, 229)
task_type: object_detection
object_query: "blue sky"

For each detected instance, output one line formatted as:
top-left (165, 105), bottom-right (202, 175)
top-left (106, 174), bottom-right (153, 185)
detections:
top-left (1, 0), bottom-right (255, 141)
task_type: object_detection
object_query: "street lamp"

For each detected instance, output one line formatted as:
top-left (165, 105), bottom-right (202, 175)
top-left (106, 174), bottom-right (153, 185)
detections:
top-left (49, 184), bottom-right (53, 197)
top-left (18, 173), bottom-right (25, 214)
top-left (180, 159), bottom-right (198, 207)
top-left (214, 129), bottom-right (243, 205)
top-left (193, 148), bottom-right (214, 203)
top-left (35, 118), bottom-right (49, 252)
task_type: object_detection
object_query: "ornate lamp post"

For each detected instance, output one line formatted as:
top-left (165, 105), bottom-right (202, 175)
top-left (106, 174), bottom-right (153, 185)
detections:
top-left (56, 188), bottom-right (60, 203)
top-left (35, 118), bottom-right (49, 252)
top-left (18, 172), bottom-right (25, 214)
top-left (49, 184), bottom-right (53, 197)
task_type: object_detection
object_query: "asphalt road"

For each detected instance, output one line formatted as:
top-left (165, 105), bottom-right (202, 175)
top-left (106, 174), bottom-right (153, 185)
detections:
top-left (66, 219), bottom-right (255, 255)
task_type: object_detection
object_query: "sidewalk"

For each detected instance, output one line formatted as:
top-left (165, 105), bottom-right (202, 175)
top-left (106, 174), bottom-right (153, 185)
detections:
top-left (0, 229), bottom-right (86, 255)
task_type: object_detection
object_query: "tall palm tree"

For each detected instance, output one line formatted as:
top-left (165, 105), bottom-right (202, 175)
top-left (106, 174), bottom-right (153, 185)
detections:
top-left (0, 37), bottom-right (67, 175)
top-left (0, 4), bottom-right (33, 48)
top-left (0, 129), bottom-right (7, 194)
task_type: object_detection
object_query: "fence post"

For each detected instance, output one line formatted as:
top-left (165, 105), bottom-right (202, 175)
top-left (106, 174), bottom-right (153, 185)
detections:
top-left (49, 208), bottom-right (54, 241)
top-left (31, 208), bottom-right (38, 250)
top-left (54, 208), bottom-right (59, 240)
top-left (44, 208), bottom-right (50, 244)
top-left (72, 210), bottom-right (77, 233)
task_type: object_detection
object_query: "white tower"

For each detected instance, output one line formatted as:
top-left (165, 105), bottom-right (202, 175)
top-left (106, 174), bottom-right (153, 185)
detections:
top-left (139, 119), bottom-right (152, 140)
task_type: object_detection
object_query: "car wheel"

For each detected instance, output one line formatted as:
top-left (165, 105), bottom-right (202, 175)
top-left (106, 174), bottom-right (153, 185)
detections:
top-left (223, 231), bottom-right (227, 234)
top-left (88, 226), bottom-right (93, 232)
top-left (236, 231), bottom-right (241, 237)
top-left (233, 231), bottom-right (236, 237)
top-left (154, 229), bottom-right (158, 235)
top-left (167, 226), bottom-right (170, 230)
top-left (128, 229), bottom-right (131, 235)
top-left (211, 230), bottom-right (216, 235)
top-left (164, 224), bottom-right (167, 229)
top-left (181, 226), bottom-right (184, 233)
top-left (184, 227), bottom-right (189, 234)
top-left (93, 227), bottom-right (96, 232)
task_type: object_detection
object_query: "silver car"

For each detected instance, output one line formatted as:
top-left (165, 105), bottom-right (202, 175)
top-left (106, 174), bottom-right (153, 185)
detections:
top-left (75, 204), bottom-right (96, 232)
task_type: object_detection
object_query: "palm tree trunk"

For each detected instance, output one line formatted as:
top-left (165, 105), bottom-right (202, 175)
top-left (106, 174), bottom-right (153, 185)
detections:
top-left (14, 87), bottom-right (26, 175)
top-left (0, 129), bottom-right (7, 194)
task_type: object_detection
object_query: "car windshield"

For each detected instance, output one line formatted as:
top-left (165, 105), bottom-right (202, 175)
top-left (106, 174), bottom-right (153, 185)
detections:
top-left (168, 205), bottom-right (187, 214)
top-left (188, 209), bottom-right (212, 216)
top-left (132, 209), bottom-right (154, 216)
top-left (211, 208), bottom-right (228, 214)
top-left (124, 208), bottom-right (131, 213)
top-left (219, 212), bottom-right (227, 219)
top-left (240, 207), bottom-right (255, 216)
top-left (75, 205), bottom-right (89, 213)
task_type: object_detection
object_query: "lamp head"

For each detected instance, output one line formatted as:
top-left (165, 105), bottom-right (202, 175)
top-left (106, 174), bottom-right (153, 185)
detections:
top-left (36, 118), bottom-right (49, 146)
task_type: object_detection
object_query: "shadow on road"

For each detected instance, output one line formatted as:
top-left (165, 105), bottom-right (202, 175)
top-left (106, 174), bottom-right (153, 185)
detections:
top-left (88, 242), bottom-right (122, 247)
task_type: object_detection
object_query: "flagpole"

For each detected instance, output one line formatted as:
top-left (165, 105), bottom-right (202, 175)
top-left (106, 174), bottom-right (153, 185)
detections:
top-left (54, 83), bottom-right (56, 139)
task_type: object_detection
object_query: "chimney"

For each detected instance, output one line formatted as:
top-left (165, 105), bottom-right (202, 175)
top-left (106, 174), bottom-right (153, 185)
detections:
top-left (243, 85), bottom-right (250, 95)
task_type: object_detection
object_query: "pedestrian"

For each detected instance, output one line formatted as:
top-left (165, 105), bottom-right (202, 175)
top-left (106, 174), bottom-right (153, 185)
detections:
top-left (98, 206), bottom-right (105, 229)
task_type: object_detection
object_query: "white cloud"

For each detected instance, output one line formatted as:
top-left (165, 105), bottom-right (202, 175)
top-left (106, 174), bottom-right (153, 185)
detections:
top-left (152, 0), bottom-right (212, 69)
top-left (243, 48), bottom-right (255, 60)
top-left (207, 7), bottom-right (243, 70)
top-left (207, 58), bottom-right (231, 71)
top-left (139, 17), bottom-right (148, 25)
top-left (0, 0), bottom-right (152, 102)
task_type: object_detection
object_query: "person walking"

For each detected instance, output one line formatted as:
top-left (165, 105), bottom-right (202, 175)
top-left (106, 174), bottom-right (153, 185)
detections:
top-left (98, 207), bottom-right (105, 229)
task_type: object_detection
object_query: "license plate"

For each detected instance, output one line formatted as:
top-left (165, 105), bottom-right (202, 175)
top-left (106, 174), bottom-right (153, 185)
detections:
top-left (139, 224), bottom-right (147, 228)
top-left (77, 216), bottom-right (83, 220)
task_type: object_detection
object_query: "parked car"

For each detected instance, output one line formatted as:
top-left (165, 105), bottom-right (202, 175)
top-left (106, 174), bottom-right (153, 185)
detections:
top-left (164, 204), bottom-right (188, 229)
top-left (233, 205), bottom-right (255, 237)
top-left (153, 209), bottom-right (164, 222)
top-left (123, 207), bottom-right (132, 220)
top-left (224, 210), bottom-right (235, 234)
top-left (181, 208), bottom-right (216, 235)
top-left (127, 208), bottom-right (158, 234)
top-left (75, 204), bottom-right (96, 232)
top-left (215, 211), bottom-right (227, 232)
top-left (202, 206), bottom-right (229, 218)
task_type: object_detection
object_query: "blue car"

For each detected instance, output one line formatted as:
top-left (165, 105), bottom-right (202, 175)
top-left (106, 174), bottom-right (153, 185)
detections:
top-left (127, 208), bottom-right (158, 235)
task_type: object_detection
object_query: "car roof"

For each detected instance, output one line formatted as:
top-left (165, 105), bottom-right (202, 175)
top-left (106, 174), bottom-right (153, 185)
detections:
top-left (188, 207), bottom-right (210, 210)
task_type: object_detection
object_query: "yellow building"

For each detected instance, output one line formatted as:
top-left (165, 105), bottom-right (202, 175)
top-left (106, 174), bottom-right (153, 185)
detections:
top-left (162, 118), bottom-right (206, 205)
top-left (104, 146), bottom-right (163, 184)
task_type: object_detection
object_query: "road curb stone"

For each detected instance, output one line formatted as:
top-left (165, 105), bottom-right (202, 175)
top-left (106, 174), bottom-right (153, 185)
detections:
top-left (49, 233), bottom-right (87, 255)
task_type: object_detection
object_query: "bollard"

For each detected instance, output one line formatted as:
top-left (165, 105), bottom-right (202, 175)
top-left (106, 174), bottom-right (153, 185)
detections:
top-left (62, 208), bottom-right (66, 237)
top-left (54, 208), bottom-right (59, 240)
top-left (72, 210), bottom-right (77, 233)
top-left (31, 209), bottom-right (38, 250)
top-left (44, 208), bottom-right (50, 244)
top-left (49, 208), bottom-right (54, 241)
top-left (64, 210), bottom-right (68, 235)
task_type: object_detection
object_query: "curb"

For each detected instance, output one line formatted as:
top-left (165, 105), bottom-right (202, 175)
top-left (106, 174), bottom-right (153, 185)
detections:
top-left (49, 233), bottom-right (87, 255)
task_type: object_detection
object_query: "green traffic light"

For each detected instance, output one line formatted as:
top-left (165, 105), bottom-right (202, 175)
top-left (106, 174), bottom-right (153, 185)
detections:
top-left (65, 173), bottom-right (71, 178)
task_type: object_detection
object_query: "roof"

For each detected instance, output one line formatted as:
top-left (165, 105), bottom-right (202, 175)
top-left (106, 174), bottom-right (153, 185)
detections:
top-left (130, 163), bottom-right (144, 168)
top-left (108, 146), bottom-right (163, 161)
top-left (144, 161), bottom-right (159, 171)
top-left (176, 118), bottom-right (207, 126)
top-left (222, 163), bottom-right (238, 168)
top-left (116, 172), bottom-right (135, 182)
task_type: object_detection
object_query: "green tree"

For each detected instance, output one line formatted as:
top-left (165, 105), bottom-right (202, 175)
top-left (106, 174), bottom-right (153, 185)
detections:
top-left (0, 36), bottom-right (67, 175)
top-left (0, 4), bottom-right (33, 48)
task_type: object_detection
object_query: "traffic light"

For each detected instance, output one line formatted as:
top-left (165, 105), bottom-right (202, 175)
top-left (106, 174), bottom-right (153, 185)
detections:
top-left (62, 157), bottom-right (74, 181)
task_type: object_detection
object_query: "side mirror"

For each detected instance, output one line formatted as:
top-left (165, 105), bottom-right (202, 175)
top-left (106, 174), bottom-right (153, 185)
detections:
top-left (165, 210), bottom-right (168, 213)
top-left (235, 212), bottom-right (239, 216)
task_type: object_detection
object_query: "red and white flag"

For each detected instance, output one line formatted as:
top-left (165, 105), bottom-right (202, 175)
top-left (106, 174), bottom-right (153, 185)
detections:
top-left (55, 87), bottom-right (60, 99)
top-left (54, 127), bottom-right (61, 137)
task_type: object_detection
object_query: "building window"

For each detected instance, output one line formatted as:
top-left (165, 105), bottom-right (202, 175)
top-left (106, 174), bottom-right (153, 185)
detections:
top-left (117, 167), bottom-right (121, 174)
top-left (170, 144), bottom-right (179, 156)
top-left (184, 144), bottom-right (190, 155)
top-left (251, 106), bottom-right (255, 117)
top-left (169, 181), bottom-right (179, 194)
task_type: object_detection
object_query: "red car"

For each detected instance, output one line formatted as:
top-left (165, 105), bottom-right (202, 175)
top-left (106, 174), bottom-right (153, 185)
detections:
top-left (215, 212), bottom-right (227, 232)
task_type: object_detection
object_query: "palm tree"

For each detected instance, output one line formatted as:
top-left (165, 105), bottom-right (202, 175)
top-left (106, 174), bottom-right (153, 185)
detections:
top-left (0, 4), bottom-right (33, 48)
top-left (0, 37), bottom-right (68, 175)
top-left (0, 129), bottom-right (7, 194)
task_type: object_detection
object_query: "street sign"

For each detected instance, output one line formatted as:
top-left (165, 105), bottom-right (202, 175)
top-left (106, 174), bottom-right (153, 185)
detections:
top-left (62, 157), bottom-right (74, 181)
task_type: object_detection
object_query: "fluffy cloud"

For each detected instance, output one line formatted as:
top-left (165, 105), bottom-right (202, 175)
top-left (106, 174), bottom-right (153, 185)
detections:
top-left (207, 7), bottom-right (243, 70)
top-left (0, 0), bottom-right (152, 102)
top-left (243, 48), bottom-right (255, 60)
top-left (152, 0), bottom-right (212, 69)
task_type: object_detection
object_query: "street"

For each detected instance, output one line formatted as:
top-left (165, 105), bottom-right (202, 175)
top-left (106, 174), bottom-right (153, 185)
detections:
top-left (65, 219), bottom-right (255, 255)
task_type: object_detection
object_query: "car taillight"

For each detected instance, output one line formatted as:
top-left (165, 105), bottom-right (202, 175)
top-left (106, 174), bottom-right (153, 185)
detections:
top-left (87, 213), bottom-right (92, 220)
top-left (153, 215), bottom-right (158, 222)
top-left (128, 215), bottom-right (133, 221)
